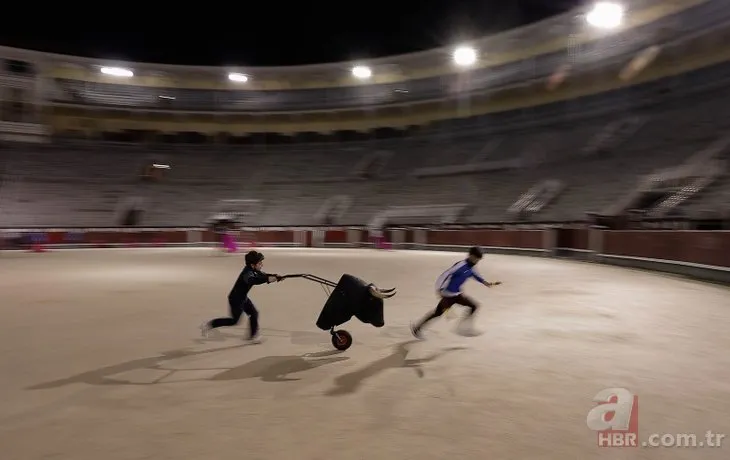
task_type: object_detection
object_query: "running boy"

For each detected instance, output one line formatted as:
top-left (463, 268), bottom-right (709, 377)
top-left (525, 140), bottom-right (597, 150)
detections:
top-left (201, 250), bottom-right (281, 342)
top-left (411, 246), bottom-right (501, 338)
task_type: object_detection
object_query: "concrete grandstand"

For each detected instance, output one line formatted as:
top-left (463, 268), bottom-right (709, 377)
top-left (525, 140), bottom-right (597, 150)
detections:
top-left (0, 0), bottom-right (729, 229)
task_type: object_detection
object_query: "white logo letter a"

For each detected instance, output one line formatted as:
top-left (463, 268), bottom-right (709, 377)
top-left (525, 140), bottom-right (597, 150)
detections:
top-left (586, 387), bottom-right (634, 431)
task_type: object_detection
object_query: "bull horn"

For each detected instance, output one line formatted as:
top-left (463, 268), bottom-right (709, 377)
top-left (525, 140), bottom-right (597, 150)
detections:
top-left (369, 285), bottom-right (397, 299)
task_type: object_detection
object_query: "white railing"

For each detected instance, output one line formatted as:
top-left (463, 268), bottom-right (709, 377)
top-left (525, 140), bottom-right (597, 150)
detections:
top-left (509, 183), bottom-right (544, 214)
top-left (648, 160), bottom-right (727, 217)
top-left (525, 180), bottom-right (565, 212)
top-left (510, 179), bottom-right (564, 214)
top-left (603, 135), bottom-right (730, 216)
top-left (314, 195), bottom-right (352, 223)
top-left (368, 203), bottom-right (469, 229)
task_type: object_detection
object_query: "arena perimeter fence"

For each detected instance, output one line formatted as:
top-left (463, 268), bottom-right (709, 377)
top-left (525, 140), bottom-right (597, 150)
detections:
top-left (1, 227), bottom-right (728, 284)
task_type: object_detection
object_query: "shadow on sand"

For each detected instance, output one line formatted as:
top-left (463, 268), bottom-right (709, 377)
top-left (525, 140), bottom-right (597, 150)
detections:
top-left (27, 333), bottom-right (465, 390)
top-left (191, 328), bottom-right (330, 346)
top-left (324, 340), bottom-right (467, 396)
top-left (27, 343), bottom-right (348, 388)
top-left (209, 350), bottom-right (348, 382)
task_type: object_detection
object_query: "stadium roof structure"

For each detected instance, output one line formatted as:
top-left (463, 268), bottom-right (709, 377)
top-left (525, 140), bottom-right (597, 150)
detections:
top-left (0, 0), bottom-right (690, 90)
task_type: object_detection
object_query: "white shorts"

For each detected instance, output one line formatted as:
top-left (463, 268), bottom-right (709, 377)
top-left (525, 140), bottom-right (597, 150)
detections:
top-left (437, 289), bottom-right (461, 298)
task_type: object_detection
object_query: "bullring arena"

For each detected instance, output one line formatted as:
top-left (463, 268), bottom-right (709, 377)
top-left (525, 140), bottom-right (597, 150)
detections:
top-left (3, 0), bottom-right (730, 458)
top-left (1, 229), bottom-right (729, 459)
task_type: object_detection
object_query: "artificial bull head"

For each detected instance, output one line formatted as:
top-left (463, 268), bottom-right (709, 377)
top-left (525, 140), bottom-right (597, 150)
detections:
top-left (316, 274), bottom-right (395, 331)
top-left (368, 284), bottom-right (397, 299)
top-left (358, 284), bottom-right (395, 328)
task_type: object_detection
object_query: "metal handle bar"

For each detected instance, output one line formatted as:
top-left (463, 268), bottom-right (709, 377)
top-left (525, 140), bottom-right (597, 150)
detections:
top-left (278, 273), bottom-right (338, 288)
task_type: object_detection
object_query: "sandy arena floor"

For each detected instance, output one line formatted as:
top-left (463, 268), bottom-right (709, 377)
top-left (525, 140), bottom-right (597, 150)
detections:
top-left (1, 247), bottom-right (729, 459)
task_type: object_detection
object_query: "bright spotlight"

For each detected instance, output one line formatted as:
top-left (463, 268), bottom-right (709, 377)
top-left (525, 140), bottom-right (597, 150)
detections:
top-left (586, 2), bottom-right (625, 29)
top-left (228, 72), bottom-right (249, 83)
top-left (352, 65), bottom-right (372, 79)
top-left (100, 67), bottom-right (133, 78)
top-left (453, 46), bottom-right (477, 67)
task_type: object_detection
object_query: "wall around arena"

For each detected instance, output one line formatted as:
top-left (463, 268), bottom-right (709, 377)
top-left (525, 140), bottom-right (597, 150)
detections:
top-left (2, 227), bottom-right (728, 285)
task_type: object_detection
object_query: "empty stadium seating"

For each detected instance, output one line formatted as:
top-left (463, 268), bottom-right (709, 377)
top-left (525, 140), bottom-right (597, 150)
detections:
top-left (2, 55), bottom-right (730, 228)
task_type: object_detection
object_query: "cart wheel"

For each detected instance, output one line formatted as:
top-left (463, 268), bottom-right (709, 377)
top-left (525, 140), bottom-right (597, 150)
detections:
top-left (331, 330), bottom-right (353, 351)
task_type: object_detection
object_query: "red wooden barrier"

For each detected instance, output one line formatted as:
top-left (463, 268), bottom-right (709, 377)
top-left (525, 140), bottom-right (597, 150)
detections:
top-left (3, 227), bottom-right (728, 269)
top-left (602, 230), bottom-right (730, 268)
top-left (427, 229), bottom-right (544, 249)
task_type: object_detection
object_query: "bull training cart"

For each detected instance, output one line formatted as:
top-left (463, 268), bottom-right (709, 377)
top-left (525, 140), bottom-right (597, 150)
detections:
top-left (278, 273), bottom-right (397, 351)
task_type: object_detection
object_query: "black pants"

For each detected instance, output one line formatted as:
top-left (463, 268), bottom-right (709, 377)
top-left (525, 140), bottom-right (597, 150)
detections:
top-left (209, 298), bottom-right (259, 338)
top-left (414, 294), bottom-right (478, 330)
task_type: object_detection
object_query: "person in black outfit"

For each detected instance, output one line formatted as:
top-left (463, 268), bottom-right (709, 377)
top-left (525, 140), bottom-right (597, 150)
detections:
top-left (201, 250), bottom-right (281, 342)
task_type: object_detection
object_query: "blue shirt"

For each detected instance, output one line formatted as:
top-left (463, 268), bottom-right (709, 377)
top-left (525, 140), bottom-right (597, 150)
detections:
top-left (435, 260), bottom-right (485, 297)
